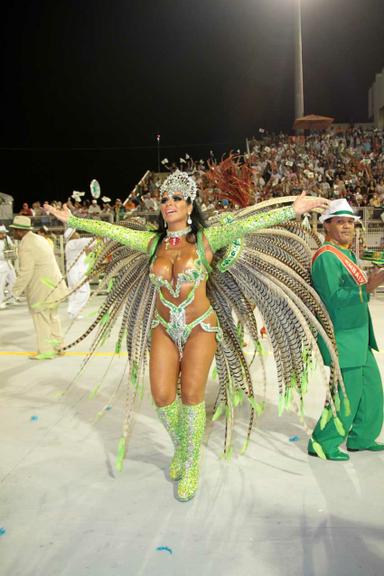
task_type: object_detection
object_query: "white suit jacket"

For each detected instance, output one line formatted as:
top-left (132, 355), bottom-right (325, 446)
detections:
top-left (13, 231), bottom-right (68, 309)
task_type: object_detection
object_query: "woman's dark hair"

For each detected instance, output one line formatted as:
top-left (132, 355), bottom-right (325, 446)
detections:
top-left (156, 197), bottom-right (207, 244)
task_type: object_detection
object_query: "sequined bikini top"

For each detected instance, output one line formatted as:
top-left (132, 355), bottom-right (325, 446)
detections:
top-left (149, 254), bottom-right (208, 298)
top-left (149, 231), bottom-right (211, 299)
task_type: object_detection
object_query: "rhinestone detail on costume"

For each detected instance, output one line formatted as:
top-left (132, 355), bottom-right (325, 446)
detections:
top-left (160, 170), bottom-right (197, 203)
top-left (218, 238), bottom-right (244, 272)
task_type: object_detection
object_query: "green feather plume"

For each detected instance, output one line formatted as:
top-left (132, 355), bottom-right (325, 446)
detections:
top-left (212, 403), bottom-right (225, 421)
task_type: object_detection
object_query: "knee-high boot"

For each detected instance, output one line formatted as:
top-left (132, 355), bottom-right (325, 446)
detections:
top-left (178, 401), bottom-right (206, 501)
top-left (157, 398), bottom-right (183, 480)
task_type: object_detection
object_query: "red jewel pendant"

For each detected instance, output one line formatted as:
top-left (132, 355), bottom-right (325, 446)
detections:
top-left (169, 237), bottom-right (181, 247)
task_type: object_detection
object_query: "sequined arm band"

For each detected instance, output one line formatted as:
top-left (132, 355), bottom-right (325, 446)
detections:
top-left (204, 206), bottom-right (297, 253)
top-left (67, 215), bottom-right (157, 254)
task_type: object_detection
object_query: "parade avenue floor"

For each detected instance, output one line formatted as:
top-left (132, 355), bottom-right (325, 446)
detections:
top-left (1, 294), bottom-right (384, 576)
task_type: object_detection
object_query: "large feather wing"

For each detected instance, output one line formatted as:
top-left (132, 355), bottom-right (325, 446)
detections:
top-left (206, 199), bottom-right (344, 455)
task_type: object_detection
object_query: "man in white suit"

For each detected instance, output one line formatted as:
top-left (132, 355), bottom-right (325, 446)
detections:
top-left (10, 215), bottom-right (68, 359)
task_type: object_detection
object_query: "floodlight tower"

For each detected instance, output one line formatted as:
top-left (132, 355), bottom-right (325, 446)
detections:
top-left (294, 0), bottom-right (304, 121)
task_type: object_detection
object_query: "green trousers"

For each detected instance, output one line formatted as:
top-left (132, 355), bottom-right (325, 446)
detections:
top-left (310, 349), bottom-right (383, 453)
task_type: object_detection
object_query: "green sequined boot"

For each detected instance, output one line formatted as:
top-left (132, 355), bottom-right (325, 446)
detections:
top-left (157, 398), bottom-right (183, 481)
top-left (177, 401), bottom-right (206, 501)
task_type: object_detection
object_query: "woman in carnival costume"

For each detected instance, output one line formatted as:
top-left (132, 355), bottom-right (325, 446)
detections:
top-left (45, 171), bottom-right (341, 501)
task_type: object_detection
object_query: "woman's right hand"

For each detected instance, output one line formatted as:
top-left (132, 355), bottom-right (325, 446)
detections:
top-left (44, 203), bottom-right (71, 223)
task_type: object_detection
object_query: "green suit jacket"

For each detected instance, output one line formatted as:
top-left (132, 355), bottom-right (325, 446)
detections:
top-left (311, 242), bottom-right (378, 369)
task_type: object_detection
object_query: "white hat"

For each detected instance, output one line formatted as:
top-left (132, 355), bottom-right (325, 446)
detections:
top-left (9, 215), bottom-right (33, 230)
top-left (0, 225), bottom-right (8, 233)
top-left (319, 199), bottom-right (361, 224)
top-left (64, 227), bottom-right (76, 241)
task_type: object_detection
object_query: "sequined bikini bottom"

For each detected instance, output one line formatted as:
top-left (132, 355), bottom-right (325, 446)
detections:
top-left (151, 305), bottom-right (222, 358)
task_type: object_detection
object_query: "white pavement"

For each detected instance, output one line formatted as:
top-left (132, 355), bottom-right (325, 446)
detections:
top-left (0, 295), bottom-right (384, 576)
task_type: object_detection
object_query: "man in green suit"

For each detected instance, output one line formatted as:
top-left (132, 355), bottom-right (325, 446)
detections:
top-left (308, 199), bottom-right (384, 461)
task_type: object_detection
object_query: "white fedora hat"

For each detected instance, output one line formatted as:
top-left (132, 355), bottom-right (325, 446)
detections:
top-left (319, 199), bottom-right (361, 224)
top-left (64, 227), bottom-right (76, 241)
top-left (0, 225), bottom-right (8, 233)
top-left (9, 215), bottom-right (34, 230)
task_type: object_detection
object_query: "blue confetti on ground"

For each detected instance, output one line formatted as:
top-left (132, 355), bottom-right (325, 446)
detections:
top-left (156, 546), bottom-right (173, 555)
top-left (289, 435), bottom-right (300, 442)
top-left (0, 528), bottom-right (6, 536)
top-left (30, 416), bottom-right (39, 421)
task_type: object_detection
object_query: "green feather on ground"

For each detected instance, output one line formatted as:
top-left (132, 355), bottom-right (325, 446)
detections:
top-left (115, 437), bottom-right (126, 472)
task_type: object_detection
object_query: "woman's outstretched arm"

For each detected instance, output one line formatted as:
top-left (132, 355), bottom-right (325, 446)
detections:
top-left (44, 203), bottom-right (156, 254)
top-left (204, 193), bottom-right (329, 253)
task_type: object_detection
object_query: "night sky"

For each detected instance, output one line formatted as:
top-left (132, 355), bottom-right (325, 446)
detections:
top-left (1, 0), bottom-right (384, 207)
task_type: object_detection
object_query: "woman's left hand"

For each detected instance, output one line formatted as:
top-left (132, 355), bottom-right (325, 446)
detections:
top-left (293, 191), bottom-right (330, 216)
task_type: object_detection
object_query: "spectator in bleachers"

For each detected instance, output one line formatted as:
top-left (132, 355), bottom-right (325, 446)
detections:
top-left (32, 202), bottom-right (44, 218)
top-left (113, 198), bottom-right (125, 222)
top-left (9, 126), bottom-right (384, 224)
top-left (142, 192), bottom-right (159, 212)
top-left (369, 192), bottom-right (383, 208)
top-left (19, 202), bottom-right (34, 216)
top-left (100, 200), bottom-right (114, 222)
top-left (246, 126), bottom-right (384, 206)
top-left (88, 199), bottom-right (101, 215)
top-left (125, 191), bottom-right (140, 211)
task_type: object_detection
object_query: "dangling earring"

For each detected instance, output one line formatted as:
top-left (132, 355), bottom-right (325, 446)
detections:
top-left (163, 215), bottom-right (167, 228)
top-left (187, 214), bottom-right (192, 225)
